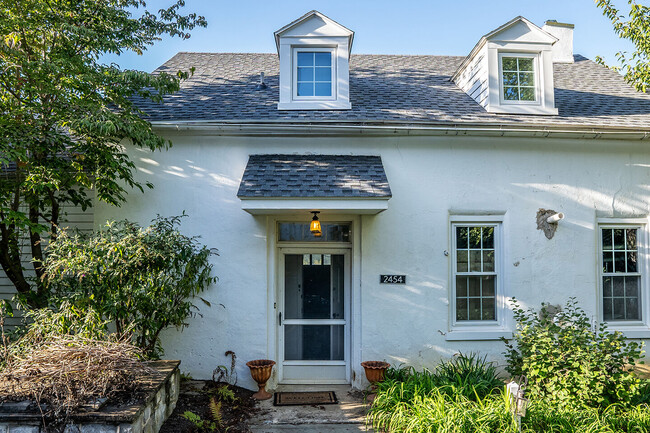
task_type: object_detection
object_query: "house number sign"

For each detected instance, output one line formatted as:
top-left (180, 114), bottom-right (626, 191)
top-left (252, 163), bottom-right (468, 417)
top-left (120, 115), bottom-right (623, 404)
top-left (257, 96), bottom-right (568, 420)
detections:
top-left (380, 275), bottom-right (406, 284)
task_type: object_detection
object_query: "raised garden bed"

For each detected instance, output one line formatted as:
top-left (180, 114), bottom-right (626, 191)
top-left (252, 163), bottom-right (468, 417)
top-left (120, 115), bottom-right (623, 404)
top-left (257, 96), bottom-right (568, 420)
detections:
top-left (0, 360), bottom-right (180, 433)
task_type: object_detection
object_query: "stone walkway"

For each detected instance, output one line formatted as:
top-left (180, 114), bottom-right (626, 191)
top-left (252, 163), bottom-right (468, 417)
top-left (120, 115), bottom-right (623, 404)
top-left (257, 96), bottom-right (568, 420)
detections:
top-left (249, 385), bottom-right (373, 432)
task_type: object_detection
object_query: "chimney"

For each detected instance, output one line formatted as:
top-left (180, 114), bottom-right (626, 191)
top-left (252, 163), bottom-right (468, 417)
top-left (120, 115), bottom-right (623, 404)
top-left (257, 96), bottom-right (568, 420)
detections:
top-left (542, 20), bottom-right (574, 63)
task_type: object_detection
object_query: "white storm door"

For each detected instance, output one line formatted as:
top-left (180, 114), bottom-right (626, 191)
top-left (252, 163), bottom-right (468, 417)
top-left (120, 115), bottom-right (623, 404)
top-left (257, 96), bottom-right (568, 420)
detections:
top-left (279, 248), bottom-right (350, 384)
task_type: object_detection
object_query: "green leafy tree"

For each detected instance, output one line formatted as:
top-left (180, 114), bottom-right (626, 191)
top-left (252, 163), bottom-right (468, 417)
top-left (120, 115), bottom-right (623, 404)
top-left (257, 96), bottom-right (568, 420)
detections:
top-left (596, 0), bottom-right (650, 91)
top-left (0, 1), bottom-right (206, 307)
top-left (42, 215), bottom-right (217, 357)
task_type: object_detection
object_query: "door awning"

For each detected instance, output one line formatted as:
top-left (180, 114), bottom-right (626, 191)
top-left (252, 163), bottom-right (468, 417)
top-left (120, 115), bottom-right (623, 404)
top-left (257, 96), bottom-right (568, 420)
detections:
top-left (237, 154), bottom-right (392, 215)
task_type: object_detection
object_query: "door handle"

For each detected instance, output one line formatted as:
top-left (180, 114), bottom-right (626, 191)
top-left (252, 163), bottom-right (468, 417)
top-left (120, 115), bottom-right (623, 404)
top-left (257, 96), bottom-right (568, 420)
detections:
top-left (278, 312), bottom-right (282, 326)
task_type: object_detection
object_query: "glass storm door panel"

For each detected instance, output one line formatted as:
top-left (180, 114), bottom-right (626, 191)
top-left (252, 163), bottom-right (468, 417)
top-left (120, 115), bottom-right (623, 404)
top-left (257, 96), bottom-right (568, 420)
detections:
top-left (280, 250), bottom-right (349, 383)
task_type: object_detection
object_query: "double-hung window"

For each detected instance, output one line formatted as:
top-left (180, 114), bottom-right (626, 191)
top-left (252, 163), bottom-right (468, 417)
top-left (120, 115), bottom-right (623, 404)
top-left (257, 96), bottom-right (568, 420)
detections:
top-left (599, 224), bottom-right (644, 322)
top-left (294, 49), bottom-right (335, 99)
top-left (500, 54), bottom-right (537, 103)
top-left (453, 224), bottom-right (498, 321)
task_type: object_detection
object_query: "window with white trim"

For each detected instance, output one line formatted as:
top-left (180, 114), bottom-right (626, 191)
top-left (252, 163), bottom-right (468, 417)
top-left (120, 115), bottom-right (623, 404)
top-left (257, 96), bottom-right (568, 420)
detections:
top-left (295, 51), bottom-right (333, 97)
top-left (499, 54), bottom-right (538, 104)
top-left (452, 223), bottom-right (500, 322)
top-left (600, 225), bottom-right (643, 321)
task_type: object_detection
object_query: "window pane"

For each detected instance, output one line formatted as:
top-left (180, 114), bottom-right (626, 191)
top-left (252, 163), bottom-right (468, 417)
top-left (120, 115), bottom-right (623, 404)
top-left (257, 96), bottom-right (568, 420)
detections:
top-left (612, 297), bottom-right (625, 320)
top-left (518, 58), bottom-right (534, 71)
top-left (614, 251), bottom-right (626, 273)
top-left (315, 83), bottom-right (332, 96)
top-left (314, 52), bottom-right (331, 66)
top-left (602, 229), bottom-right (613, 250)
top-left (603, 298), bottom-right (613, 321)
top-left (626, 298), bottom-right (640, 320)
top-left (468, 298), bottom-right (482, 320)
top-left (297, 67), bottom-right (313, 81)
top-left (503, 72), bottom-right (518, 86)
top-left (519, 73), bottom-right (535, 86)
top-left (503, 86), bottom-right (518, 100)
top-left (612, 276), bottom-right (625, 297)
top-left (284, 325), bottom-right (344, 360)
top-left (502, 57), bottom-right (517, 71)
top-left (603, 252), bottom-right (613, 273)
top-left (456, 276), bottom-right (468, 297)
top-left (315, 67), bottom-right (331, 81)
top-left (603, 276), bottom-right (612, 297)
top-left (627, 251), bottom-right (637, 273)
top-left (614, 229), bottom-right (625, 250)
top-left (468, 277), bottom-right (480, 297)
top-left (482, 276), bottom-right (495, 297)
top-left (520, 87), bottom-right (535, 101)
top-left (457, 250), bottom-right (468, 272)
top-left (297, 52), bottom-right (313, 66)
top-left (482, 227), bottom-right (494, 248)
top-left (483, 250), bottom-right (495, 272)
top-left (456, 227), bottom-right (468, 249)
top-left (456, 299), bottom-right (468, 321)
top-left (469, 250), bottom-right (481, 272)
top-left (311, 254), bottom-right (322, 266)
top-left (482, 298), bottom-right (496, 320)
top-left (469, 227), bottom-right (482, 248)
top-left (627, 229), bottom-right (637, 249)
top-left (297, 82), bottom-right (313, 96)
top-left (626, 276), bottom-right (639, 298)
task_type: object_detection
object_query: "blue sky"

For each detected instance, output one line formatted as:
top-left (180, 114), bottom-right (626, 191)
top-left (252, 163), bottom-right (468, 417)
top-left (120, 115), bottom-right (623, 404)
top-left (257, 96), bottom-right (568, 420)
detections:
top-left (102, 0), bottom-right (635, 72)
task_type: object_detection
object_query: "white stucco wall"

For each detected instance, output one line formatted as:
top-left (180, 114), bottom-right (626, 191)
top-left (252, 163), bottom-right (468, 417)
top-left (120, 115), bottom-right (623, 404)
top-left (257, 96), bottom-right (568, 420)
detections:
top-left (94, 132), bottom-right (650, 390)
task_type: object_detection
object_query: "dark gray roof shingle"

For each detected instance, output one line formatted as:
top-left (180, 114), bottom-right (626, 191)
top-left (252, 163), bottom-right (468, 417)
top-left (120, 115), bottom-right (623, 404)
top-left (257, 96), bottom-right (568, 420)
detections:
top-left (237, 154), bottom-right (391, 198)
top-left (137, 53), bottom-right (650, 129)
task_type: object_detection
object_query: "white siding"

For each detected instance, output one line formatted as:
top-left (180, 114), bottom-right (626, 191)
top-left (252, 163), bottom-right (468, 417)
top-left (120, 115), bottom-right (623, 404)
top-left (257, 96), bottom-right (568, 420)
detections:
top-left (0, 204), bottom-right (94, 328)
top-left (454, 46), bottom-right (489, 108)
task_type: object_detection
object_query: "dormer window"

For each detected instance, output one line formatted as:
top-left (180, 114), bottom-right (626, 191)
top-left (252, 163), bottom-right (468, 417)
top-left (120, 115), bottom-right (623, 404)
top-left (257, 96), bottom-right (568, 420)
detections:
top-left (452, 16), bottom-right (559, 116)
top-left (500, 55), bottom-right (537, 103)
top-left (295, 49), bottom-right (334, 98)
top-left (275, 11), bottom-right (353, 110)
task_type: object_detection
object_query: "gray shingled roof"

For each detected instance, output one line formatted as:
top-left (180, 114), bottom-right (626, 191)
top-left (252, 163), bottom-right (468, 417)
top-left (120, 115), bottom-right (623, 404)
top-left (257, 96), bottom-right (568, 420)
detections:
top-left (237, 155), bottom-right (391, 198)
top-left (137, 53), bottom-right (650, 129)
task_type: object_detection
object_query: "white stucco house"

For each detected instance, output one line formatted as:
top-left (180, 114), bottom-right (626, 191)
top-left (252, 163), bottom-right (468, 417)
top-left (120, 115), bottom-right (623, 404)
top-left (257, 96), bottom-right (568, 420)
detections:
top-left (5, 10), bottom-right (650, 390)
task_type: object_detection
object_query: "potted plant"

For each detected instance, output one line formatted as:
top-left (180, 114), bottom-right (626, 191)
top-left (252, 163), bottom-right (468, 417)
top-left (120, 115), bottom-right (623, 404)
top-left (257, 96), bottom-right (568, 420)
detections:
top-left (361, 360), bottom-right (390, 384)
top-left (246, 359), bottom-right (276, 400)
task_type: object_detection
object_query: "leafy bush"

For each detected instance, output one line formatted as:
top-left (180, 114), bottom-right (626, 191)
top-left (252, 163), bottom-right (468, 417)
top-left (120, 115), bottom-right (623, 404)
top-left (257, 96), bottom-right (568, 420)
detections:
top-left (43, 214), bottom-right (217, 357)
top-left (503, 298), bottom-right (645, 407)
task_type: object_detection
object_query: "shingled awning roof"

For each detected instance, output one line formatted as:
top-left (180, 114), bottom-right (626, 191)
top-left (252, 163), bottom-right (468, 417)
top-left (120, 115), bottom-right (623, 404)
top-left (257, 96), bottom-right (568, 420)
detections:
top-left (237, 154), bottom-right (391, 214)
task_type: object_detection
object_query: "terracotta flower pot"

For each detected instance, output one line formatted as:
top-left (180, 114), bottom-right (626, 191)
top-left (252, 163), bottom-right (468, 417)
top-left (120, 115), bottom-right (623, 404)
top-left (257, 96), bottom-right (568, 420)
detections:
top-left (361, 361), bottom-right (390, 384)
top-left (246, 359), bottom-right (275, 400)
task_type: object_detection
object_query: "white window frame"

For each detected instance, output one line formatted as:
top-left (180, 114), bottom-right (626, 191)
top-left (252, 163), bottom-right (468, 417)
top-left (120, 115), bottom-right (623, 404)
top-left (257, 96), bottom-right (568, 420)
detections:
top-left (446, 215), bottom-right (511, 341)
top-left (498, 52), bottom-right (540, 106)
top-left (597, 218), bottom-right (650, 337)
top-left (292, 47), bottom-right (337, 102)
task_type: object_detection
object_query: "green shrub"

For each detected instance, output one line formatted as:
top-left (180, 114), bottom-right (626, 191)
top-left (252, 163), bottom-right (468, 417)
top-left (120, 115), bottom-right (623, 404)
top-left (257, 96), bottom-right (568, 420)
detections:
top-left (43, 214), bottom-right (217, 358)
top-left (382, 353), bottom-right (503, 401)
top-left (503, 298), bottom-right (645, 407)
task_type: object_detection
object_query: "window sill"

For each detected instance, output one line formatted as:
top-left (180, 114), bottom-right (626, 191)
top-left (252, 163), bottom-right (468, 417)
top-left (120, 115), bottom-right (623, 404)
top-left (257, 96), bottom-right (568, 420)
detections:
top-left (278, 101), bottom-right (351, 110)
top-left (445, 329), bottom-right (512, 341)
top-left (604, 324), bottom-right (650, 339)
top-left (486, 104), bottom-right (558, 115)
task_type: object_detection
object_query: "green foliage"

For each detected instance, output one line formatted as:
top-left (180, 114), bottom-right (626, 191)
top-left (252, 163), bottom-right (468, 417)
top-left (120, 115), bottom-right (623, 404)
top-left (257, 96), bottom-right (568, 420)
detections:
top-left (43, 214), bottom-right (217, 357)
top-left (503, 298), bottom-right (645, 407)
top-left (0, 0), bottom-right (206, 306)
top-left (369, 382), bottom-right (517, 433)
top-left (209, 397), bottom-right (223, 427)
top-left (383, 353), bottom-right (503, 402)
top-left (212, 385), bottom-right (236, 403)
top-left (182, 411), bottom-right (217, 432)
top-left (596, 0), bottom-right (650, 92)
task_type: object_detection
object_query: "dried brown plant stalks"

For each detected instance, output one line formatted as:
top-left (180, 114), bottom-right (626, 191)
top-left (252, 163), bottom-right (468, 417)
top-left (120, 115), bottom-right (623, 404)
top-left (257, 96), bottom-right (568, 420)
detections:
top-left (0, 336), bottom-right (152, 421)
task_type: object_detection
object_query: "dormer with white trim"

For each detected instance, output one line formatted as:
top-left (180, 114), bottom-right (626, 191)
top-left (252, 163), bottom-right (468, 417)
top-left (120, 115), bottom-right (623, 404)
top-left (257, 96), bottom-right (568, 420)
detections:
top-left (453, 17), bottom-right (559, 115)
top-left (275, 11), bottom-right (353, 110)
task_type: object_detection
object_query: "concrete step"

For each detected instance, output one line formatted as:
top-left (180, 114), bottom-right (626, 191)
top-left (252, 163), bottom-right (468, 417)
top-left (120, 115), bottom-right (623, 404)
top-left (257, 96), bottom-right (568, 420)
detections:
top-left (251, 424), bottom-right (373, 433)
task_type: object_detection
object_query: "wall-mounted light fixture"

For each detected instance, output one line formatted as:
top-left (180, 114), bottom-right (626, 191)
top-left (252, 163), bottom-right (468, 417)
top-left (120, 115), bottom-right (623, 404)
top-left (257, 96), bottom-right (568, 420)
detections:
top-left (310, 211), bottom-right (322, 237)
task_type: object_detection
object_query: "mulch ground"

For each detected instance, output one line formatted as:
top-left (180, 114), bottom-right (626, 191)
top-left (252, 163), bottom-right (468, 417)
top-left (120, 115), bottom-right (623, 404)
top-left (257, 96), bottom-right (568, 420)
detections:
top-left (160, 379), bottom-right (258, 433)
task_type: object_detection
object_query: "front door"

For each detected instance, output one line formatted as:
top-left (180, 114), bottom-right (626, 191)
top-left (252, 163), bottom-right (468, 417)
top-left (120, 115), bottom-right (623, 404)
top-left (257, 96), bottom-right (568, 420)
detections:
top-left (278, 248), bottom-right (350, 383)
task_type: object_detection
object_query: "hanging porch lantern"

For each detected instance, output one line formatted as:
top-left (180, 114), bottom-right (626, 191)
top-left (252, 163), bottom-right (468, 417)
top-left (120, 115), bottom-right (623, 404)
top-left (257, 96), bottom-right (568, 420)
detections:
top-left (310, 211), bottom-right (322, 237)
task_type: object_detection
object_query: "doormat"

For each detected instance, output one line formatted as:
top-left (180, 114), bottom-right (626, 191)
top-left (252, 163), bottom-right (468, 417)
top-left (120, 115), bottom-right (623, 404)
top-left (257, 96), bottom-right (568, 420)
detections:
top-left (273, 391), bottom-right (338, 406)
